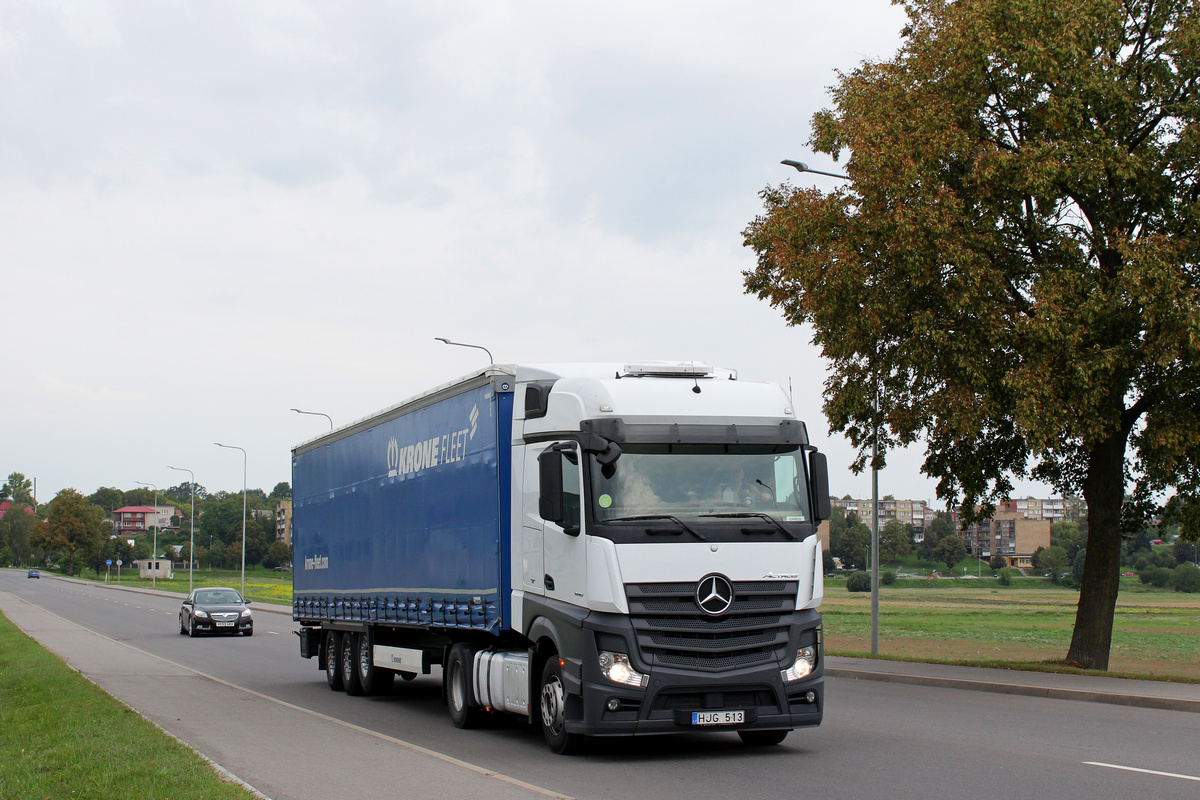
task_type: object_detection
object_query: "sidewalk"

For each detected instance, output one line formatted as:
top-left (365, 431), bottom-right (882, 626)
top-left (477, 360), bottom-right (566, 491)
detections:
top-left (827, 656), bottom-right (1200, 713)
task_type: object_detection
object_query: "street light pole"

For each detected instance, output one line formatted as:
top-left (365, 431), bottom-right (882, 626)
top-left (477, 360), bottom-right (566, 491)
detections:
top-left (167, 465), bottom-right (195, 592)
top-left (434, 337), bottom-right (494, 364)
top-left (291, 408), bottom-right (334, 430)
top-left (135, 481), bottom-right (159, 588)
top-left (215, 443), bottom-right (248, 597)
top-left (784, 156), bottom-right (882, 656)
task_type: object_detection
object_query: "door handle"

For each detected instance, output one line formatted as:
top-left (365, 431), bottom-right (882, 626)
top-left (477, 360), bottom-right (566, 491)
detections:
top-left (544, 574), bottom-right (555, 591)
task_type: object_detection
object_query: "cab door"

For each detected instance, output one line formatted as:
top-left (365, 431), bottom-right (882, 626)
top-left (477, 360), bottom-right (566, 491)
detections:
top-left (536, 442), bottom-right (588, 608)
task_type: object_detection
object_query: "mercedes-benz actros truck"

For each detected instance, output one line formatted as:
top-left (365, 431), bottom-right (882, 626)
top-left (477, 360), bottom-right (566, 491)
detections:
top-left (292, 362), bottom-right (829, 753)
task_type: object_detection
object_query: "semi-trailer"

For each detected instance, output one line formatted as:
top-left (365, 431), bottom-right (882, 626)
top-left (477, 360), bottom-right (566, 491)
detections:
top-left (292, 361), bottom-right (830, 753)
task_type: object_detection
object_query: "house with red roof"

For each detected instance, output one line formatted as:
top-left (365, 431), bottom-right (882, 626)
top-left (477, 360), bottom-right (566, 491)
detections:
top-left (112, 505), bottom-right (176, 534)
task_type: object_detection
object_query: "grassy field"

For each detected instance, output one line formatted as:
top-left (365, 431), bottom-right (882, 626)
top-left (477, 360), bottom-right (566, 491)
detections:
top-left (78, 567), bottom-right (294, 605)
top-left (821, 580), bottom-right (1200, 681)
top-left (0, 611), bottom-right (258, 800)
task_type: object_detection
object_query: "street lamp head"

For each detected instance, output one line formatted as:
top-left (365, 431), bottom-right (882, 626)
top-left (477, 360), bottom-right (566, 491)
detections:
top-left (781, 158), bottom-right (850, 181)
top-left (781, 159), bottom-right (809, 171)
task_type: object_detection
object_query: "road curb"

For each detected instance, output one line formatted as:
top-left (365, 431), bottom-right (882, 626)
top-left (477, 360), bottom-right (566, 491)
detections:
top-left (826, 667), bottom-right (1200, 714)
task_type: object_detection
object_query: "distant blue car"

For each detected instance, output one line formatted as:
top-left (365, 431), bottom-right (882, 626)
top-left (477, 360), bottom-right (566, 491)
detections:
top-left (27, 569), bottom-right (39, 579)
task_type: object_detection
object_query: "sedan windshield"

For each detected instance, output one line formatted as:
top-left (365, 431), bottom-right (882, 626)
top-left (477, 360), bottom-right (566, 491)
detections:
top-left (195, 590), bottom-right (242, 605)
top-left (591, 449), bottom-right (811, 523)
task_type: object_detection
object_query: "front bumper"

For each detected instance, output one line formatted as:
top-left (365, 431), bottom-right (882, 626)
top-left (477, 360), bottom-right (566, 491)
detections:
top-left (567, 609), bottom-right (824, 736)
top-left (193, 617), bottom-right (253, 635)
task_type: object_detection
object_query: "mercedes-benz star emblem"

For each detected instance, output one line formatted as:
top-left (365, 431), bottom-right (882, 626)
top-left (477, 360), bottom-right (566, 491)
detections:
top-left (695, 574), bottom-right (734, 616)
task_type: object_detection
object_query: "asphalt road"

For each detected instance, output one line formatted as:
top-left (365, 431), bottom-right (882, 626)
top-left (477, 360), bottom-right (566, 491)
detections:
top-left (4, 570), bottom-right (1198, 800)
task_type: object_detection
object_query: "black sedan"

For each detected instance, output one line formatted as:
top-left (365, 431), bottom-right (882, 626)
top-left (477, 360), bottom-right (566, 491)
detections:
top-left (179, 587), bottom-right (254, 637)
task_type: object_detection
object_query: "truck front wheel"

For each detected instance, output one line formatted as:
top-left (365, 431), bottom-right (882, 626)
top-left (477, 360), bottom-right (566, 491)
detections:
top-left (538, 658), bottom-right (584, 754)
top-left (445, 643), bottom-right (484, 729)
top-left (324, 630), bottom-right (343, 690)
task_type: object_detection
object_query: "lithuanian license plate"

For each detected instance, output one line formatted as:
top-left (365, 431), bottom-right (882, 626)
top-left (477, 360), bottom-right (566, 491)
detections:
top-left (691, 710), bottom-right (744, 726)
top-left (216, 621), bottom-right (234, 627)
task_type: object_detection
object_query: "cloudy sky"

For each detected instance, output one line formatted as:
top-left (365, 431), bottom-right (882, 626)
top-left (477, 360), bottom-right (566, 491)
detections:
top-left (1, 1), bottom-right (1057, 507)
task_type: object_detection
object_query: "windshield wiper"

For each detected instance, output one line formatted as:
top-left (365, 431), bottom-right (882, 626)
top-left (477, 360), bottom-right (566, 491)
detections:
top-left (698, 512), bottom-right (797, 540)
top-left (605, 514), bottom-right (708, 541)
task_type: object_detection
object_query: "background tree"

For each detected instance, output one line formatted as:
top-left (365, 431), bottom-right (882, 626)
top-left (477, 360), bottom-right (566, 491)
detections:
top-left (0, 501), bottom-right (36, 566)
top-left (742, 0), bottom-right (1200, 670)
top-left (989, 554), bottom-right (1008, 571)
top-left (921, 512), bottom-right (953, 560)
top-left (934, 534), bottom-right (967, 573)
top-left (2, 472), bottom-right (34, 505)
top-left (879, 519), bottom-right (913, 562)
top-left (263, 541), bottom-right (292, 570)
top-left (834, 519), bottom-right (871, 570)
top-left (1035, 545), bottom-right (1070, 583)
top-left (30, 489), bottom-right (105, 575)
top-left (270, 482), bottom-right (292, 500)
top-left (87, 487), bottom-right (125, 514)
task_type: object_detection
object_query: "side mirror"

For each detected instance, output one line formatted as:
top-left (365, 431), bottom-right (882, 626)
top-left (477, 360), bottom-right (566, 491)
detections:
top-left (539, 448), bottom-right (565, 524)
top-left (809, 450), bottom-right (831, 521)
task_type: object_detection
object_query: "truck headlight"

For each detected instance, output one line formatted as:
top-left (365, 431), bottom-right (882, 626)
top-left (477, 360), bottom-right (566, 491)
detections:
top-left (598, 651), bottom-right (648, 688)
top-left (781, 645), bottom-right (817, 682)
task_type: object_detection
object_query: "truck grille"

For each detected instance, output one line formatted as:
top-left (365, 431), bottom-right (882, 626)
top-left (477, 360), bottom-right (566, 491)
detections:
top-left (625, 581), bottom-right (796, 672)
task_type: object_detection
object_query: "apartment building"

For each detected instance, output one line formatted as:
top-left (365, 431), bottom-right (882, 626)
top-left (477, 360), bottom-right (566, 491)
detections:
top-left (275, 499), bottom-right (292, 546)
top-left (961, 511), bottom-right (1051, 568)
top-left (832, 496), bottom-right (929, 535)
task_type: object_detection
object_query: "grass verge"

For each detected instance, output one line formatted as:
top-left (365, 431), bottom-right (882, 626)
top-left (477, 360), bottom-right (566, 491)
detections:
top-left (0, 611), bottom-right (259, 800)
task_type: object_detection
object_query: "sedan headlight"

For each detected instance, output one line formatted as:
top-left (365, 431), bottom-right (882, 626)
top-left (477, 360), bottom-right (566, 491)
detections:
top-left (192, 608), bottom-right (209, 619)
top-left (781, 645), bottom-right (817, 682)
top-left (240, 609), bottom-right (253, 619)
top-left (598, 651), bottom-right (648, 688)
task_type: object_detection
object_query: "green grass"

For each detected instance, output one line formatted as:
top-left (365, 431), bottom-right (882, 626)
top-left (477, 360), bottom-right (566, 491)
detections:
top-left (67, 567), bottom-right (294, 606)
top-left (820, 585), bottom-right (1200, 681)
top-left (0, 611), bottom-right (259, 800)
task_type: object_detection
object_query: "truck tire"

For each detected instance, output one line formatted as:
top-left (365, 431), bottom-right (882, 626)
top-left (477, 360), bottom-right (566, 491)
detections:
top-left (324, 630), bottom-right (343, 691)
top-left (342, 633), bottom-right (364, 696)
top-left (356, 633), bottom-right (393, 695)
top-left (738, 730), bottom-right (789, 746)
top-left (445, 643), bottom-right (484, 728)
top-left (538, 657), bottom-right (584, 754)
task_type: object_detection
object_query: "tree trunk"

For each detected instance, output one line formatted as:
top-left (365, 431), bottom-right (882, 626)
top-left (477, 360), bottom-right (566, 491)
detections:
top-left (1066, 430), bottom-right (1128, 670)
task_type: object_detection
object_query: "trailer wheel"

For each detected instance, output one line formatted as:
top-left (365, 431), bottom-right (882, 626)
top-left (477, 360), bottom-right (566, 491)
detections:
top-left (342, 633), bottom-right (364, 696)
top-left (538, 658), bottom-right (584, 754)
top-left (356, 633), bottom-right (393, 695)
top-left (445, 643), bottom-right (484, 728)
top-left (738, 730), bottom-right (789, 746)
top-left (324, 630), bottom-right (343, 691)
top-left (399, 671), bottom-right (418, 681)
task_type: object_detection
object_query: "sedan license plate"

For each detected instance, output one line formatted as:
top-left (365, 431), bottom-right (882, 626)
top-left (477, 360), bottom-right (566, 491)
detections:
top-left (215, 621), bottom-right (234, 627)
top-left (691, 710), bottom-right (744, 726)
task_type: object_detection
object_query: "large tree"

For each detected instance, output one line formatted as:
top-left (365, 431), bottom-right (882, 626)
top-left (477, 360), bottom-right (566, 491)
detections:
top-left (743, 0), bottom-right (1200, 669)
top-left (30, 489), bottom-right (105, 575)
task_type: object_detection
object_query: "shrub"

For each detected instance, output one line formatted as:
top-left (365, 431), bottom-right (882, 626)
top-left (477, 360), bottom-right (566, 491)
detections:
top-left (1141, 566), bottom-right (1173, 588)
top-left (846, 571), bottom-right (871, 592)
top-left (881, 570), bottom-right (897, 586)
top-left (998, 568), bottom-right (1015, 586)
top-left (1171, 563), bottom-right (1200, 593)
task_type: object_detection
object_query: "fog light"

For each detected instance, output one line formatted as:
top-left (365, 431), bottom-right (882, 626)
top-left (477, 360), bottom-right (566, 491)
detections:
top-left (805, 691), bottom-right (816, 703)
top-left (781, 645), bottom-right (817, 682)
top-left (606, 698), bottom-right (621, 711)
top-left (598, 651), bottom-right (648, 688)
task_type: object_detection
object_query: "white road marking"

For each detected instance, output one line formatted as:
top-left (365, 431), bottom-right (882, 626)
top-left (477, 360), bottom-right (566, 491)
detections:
top-left (267, 631), bottom-right (280, 635)
top-left (1085, 762), bottom-right (1200, 783)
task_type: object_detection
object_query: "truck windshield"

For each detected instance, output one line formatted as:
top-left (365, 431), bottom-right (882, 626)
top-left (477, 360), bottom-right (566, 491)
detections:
top-left (590, 449), bottom-right (811, 524)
